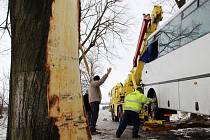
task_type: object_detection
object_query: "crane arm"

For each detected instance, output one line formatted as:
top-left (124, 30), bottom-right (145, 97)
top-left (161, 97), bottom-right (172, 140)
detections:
top-left (132, 6), bottom-right (163, 90)
top-left (133, 14), bottom-right (151, 67)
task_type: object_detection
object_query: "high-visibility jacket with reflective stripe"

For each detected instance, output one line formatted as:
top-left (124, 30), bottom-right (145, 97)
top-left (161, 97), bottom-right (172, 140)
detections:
top-left (124, 90), bottom-right (152, 113)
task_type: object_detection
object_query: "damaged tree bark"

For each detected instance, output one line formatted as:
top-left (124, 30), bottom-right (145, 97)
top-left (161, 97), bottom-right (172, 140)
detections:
top-left (7, 0), bottom-right (90, 139)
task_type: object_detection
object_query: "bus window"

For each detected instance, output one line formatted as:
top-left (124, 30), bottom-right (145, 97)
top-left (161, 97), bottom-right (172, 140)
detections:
top-left (182, 1), bottom-right (198, 19)
top-left (199, 0), bottom-right (208, 6)
top-left (181, 0), bottom-right (210, 46)
top-left (139, 40), bottom-right (158, 63)
top-left (159, 14), bottom-right (182, 57)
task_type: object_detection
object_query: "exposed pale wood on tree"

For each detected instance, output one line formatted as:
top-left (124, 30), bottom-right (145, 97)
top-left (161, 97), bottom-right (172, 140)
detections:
top-left (46, 0), bottom-right (90, 139)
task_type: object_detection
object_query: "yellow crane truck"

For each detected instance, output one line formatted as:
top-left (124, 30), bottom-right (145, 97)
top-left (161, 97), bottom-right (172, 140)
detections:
top-left (109, 74), bottom-right (135, 121)
top-left (109, 5), bottom-right (163, 121)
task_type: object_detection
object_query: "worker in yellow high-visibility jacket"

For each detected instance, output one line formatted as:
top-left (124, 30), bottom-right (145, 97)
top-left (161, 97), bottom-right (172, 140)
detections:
top-left (116, 88), bottom-right (153, 138)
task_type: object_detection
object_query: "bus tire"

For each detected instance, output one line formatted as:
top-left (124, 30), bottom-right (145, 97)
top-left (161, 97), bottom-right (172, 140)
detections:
top-left (149, 93), bottom-right (169, 120)
top-left (150, 94), bottom-right (159, 119)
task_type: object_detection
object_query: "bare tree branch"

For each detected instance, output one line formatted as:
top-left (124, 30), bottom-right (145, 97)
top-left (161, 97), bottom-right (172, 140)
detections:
top-left (0, 73), bottom-right (9, 118)
top-left (79, 0), bottom-right (130, 65)
top-left (80, 53), bottom-right (102, 94)
top-left (0, 48), bottom-right (10, 54)
top-left (0, 0), bottom-right (11, 38)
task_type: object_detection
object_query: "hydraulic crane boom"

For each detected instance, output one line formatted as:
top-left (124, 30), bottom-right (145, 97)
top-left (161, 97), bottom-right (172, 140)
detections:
top-left (132, 6), bottom-right (163, 89)
top-left (109, 5), bottom-right (163, 122)
top-left (133, 14), bottom-right (150, 67)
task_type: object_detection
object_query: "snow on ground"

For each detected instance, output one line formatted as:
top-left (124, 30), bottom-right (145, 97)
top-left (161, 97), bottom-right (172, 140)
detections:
top-left (92, 106), bottom-right (129, 140)
top-left (93, 105), bottom-right (149, 140)
top-left (0, 113), bottom-right (7, 140)
top-left (92, 107), bottom-right (210, 140)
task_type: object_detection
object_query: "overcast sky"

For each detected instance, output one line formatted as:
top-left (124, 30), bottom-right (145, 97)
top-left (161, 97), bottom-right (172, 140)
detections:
top-left (100, 0), bottom-right (159, 103)
top-left (0, 0), bottom-right (179, 103)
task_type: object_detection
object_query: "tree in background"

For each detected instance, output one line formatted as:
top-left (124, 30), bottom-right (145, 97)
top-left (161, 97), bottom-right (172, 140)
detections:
top-left (79, 0), bottom-right (130, 93)
top-left (80, 53), bottom-right (103, 94)
top-left (0, 0), bottom-right (10, 55)
top-left (80, 0), bottom-right (130, 64)
top-left (0, 74), bottom-right (9, 117)
top-left (0, 0), bottom-right (10, 37)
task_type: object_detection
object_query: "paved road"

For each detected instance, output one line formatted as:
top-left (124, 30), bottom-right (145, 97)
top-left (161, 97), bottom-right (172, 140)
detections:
top-left (92, 108), bottom-right (210, 140)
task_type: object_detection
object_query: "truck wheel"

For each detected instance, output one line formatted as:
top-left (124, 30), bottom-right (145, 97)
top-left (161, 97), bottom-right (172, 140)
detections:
top-left (111, 108), bottom-right (115, 121)
top-left (111, 107), bottom-right (119, 122)
top-left (117, 106), bottom-right (123, 122)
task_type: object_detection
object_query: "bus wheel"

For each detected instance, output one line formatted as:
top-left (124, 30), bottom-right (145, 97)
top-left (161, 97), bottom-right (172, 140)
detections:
top-left (149, 94), bottom-right (169, 120)
top-left (150, 94), bottom-right (158, 119)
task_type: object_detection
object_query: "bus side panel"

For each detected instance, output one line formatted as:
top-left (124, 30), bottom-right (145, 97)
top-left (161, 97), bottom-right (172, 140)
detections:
top-left (179, 77), bottom-right (210, 115)
top-left (142, 33), bottom-right (210, 113)
top-left (159, 82), bottom-right (179, 111)
top-left (144, 84), bottom-right (179, 111)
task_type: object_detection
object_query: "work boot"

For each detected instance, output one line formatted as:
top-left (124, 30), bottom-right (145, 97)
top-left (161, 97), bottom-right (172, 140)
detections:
top-left (132, 135), bottom-right (140, 138)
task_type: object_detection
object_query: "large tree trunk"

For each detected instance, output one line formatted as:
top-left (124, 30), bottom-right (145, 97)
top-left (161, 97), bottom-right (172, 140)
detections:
top-left (7, 0), bottom-right (90, 140)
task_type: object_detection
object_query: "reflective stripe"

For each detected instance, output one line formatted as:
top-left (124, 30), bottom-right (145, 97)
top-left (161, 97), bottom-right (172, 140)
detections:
top-left (124, 107), bottom-right (139, 113)
top-left (125, 99), bottom-right (144, 105)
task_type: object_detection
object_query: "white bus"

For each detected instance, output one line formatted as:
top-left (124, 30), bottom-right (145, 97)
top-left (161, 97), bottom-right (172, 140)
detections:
top-left (141, 0), bottom-right (210, 119)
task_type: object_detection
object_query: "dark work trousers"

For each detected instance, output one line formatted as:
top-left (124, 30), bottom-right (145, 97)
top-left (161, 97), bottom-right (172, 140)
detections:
top-left (83, 94), bottom-right (91, 124)
top-left (89, 101), bottom-right (100, 132)
top-left (116, 110), bottom-right (140, 137)
top-left (87, 110), bottom-right (91, 125)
